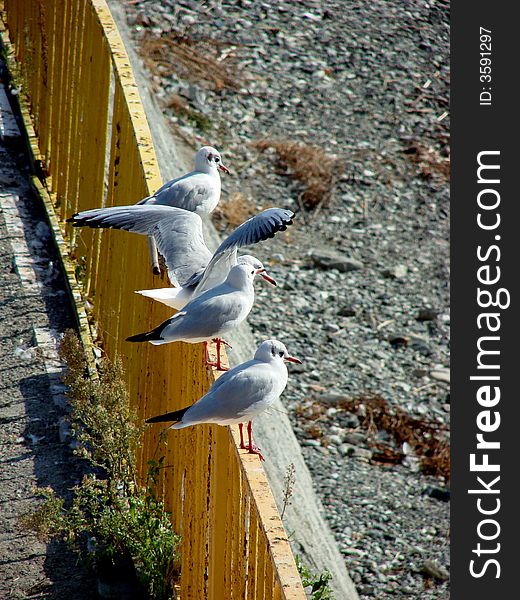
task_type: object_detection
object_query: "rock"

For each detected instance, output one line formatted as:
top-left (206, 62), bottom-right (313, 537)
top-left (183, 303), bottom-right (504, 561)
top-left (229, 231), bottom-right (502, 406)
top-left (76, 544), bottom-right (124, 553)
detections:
top-left (309, 249), bottom-right (363, 272)
top-left (340, 414), bottom-right (361, 428)
top-left (388, 335), bottom-right (409, 349)
top-left (352, 446), bottom-right (373, 461)
top-left (337, 305), bottom-right (357, 317)
top-left (416, 308), bottom-right (438, 321)
top-left (326, 434), bottom-right (343, 446)
top-left (410, 339), bottom-right (433, 357)
top-left (430, 369), bottom-right (450, 384)
top-left (421, 559), bottom-right (449, 581)
top-left (344, 432), bottom-right (367, 446)
top-left (302, 439), bottom-right (321, 447)
top-left (338, 443), bottom-right (355, 457)
top-left (382, 264), bottom-right (407, 279)
top-left (422, 486), bottom-right (450, 502)
top-left (318, 392), bottom-right (351, 404)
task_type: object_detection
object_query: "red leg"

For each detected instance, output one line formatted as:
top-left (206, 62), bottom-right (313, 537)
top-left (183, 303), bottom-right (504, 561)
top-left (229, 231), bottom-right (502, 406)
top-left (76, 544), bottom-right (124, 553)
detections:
top-left (238, 423), bottom-right (246, 449)
top-left (204, 341), bottom-right (217, 367)
top-left (212, 338), bottom-right (230, 371)
top-left (204, 340), bottom-right (227, 370)
top-left (246, 421), bottom-right (264, 461)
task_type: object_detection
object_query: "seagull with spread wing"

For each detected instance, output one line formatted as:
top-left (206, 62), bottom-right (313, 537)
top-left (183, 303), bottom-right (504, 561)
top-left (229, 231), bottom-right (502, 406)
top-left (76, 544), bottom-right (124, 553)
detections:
top-left (68, 206), bottom-right (294, 308)
top-left (126, 260), bottom-right (272, 370)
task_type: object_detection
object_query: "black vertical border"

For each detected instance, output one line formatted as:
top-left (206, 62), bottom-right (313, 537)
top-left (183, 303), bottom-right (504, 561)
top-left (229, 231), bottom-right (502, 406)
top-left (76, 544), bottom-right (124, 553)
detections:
top-left (452, 2), bottom-right (519, 597)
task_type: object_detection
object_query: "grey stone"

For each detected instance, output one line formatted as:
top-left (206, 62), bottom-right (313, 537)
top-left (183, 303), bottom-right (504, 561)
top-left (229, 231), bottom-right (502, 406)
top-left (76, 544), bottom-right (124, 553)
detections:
top-left (310, 249), bottom-right (363, 272)
top-left (421, 560), bottom-right (450, 581)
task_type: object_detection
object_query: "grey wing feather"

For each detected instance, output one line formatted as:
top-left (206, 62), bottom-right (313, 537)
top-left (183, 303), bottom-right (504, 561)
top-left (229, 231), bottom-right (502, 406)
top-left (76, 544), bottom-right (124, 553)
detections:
top-left (215, 208), bottom-right (294, 254)
top-left (69, 205), bottom-right (212, 287)
top-left (193, 208), bottom-right (294, 296)
top-left (149, 173), bottom-right (211, 213)
top-left (151, 212), bottom-right (212, 286)
top-left (68, 205), bottom-right (187, 234)
top-left (164, 285), bottom-right (245, 340)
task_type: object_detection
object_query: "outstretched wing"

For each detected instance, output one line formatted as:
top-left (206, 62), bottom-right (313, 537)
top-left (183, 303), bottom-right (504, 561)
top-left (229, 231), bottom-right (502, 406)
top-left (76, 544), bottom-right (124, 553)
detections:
top-left (192, 208), bottom-right (294, 296)
top-left (68, 205), bottom-right (212, 286)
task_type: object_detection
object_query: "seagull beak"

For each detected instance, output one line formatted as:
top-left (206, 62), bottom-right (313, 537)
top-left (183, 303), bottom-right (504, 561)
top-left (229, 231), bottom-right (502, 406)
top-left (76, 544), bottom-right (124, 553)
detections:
top-left (285, 355), bottom-right (302, 364)
top-left (218, 163), bottom-right (230, 174)
top-left (257, 269), bottom-right (277, 286)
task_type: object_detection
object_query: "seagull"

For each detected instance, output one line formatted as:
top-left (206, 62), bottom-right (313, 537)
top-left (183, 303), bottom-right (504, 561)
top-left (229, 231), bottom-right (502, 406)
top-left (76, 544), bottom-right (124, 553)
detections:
top-left (145, 339), bottom-right (302, 460)
top-left (136, 146), bottom-right (229, 215)
top-left (68, 206), bottom-right (294, 308)
top-left (126, 261), bottom-right (274, 370)
top-left (137, 145), bottom-right (229, 273)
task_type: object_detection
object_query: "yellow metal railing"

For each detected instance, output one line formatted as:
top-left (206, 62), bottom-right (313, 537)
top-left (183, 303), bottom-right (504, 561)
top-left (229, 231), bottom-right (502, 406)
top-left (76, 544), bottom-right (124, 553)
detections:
top-left (1, 0), bottom-right (305, 597)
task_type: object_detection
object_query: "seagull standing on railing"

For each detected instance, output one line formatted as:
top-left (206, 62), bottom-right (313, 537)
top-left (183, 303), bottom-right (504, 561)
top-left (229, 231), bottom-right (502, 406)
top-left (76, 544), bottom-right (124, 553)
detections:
top-left (68, 206), bottom-right (294, 309)
top-left (145, 339), bottom-right (301, 460)
top-left (126, 260), bottom-right (275, 370)
top-left (137, 145), bottom-right (229, 274)
top-left (136, 146), bottom-right (229, 214)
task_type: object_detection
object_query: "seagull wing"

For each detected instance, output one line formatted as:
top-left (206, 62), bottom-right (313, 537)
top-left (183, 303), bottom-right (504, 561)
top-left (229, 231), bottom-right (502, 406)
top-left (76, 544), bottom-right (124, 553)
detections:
top-left (68, 205), bottom-right (212, 286)
top-left (192, 208), bottom-right (294, 296)
top-left (183, 362), bottom-right (277, 425)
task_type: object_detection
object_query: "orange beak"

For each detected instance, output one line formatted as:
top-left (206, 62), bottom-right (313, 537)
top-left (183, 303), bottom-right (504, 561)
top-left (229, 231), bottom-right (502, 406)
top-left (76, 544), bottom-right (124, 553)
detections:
top-left (285, 355), bottom-right (302, 364)
top-left (218, 163), bottom-right (230, 174)
top-left (256, 269), bottom-right (277, 286)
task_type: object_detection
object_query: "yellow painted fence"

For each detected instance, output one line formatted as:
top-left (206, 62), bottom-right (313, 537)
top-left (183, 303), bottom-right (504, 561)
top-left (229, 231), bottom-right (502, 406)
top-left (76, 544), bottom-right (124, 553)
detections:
top-left (0, 0), bottom-right (305, 597)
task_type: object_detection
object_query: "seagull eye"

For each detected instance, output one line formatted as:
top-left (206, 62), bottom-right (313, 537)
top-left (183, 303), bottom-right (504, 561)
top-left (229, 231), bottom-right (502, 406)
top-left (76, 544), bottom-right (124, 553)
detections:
top-left (251, 270), bottom-right (255, 275)
top-left (278, 351), bottom-right (284, 357)
top-left (215, 156), bottom-right (220, 163)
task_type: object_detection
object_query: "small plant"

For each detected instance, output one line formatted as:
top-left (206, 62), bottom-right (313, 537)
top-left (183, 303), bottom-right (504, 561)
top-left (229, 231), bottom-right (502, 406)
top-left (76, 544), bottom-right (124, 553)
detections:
top-left (22, 331), bottom-right (180, 599)
top-left (138, 29), bottom-right (241, 92)
top-left (298, 395), bottom-right (450, 479)
top-left (252, 140), bottom-right (344, 210)
top-left (281, 462), bottom-right (296, 520)
top-left (213, 192), bottom-right (257, 230)
top-left (296, 556), bottom-right (334, 600)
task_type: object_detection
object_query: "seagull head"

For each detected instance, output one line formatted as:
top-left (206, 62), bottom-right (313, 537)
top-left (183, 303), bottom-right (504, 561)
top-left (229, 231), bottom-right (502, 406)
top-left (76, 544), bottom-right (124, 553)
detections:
top-left (237, 255), bottom-right (276, 285)
top-left (255, 340), bottom-right (302, 365)
top-left (196, 146), bottom-right (230, 175)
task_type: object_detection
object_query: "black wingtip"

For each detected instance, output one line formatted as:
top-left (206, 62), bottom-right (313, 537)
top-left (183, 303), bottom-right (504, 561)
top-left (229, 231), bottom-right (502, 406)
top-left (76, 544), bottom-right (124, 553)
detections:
top-left (146, 406), bottom-right (189, 424)
top-left (126, 332), bottom-right (152, 343)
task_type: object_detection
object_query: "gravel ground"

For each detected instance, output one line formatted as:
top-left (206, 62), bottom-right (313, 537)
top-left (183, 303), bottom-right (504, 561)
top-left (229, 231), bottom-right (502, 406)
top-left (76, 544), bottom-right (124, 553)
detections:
top-left (119, 1), bottom-right (450, 598)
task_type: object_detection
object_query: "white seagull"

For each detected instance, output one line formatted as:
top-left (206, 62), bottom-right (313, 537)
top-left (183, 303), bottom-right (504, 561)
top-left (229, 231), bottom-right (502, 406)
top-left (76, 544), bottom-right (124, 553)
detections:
top-left (68, 206), bottom-right (293, 308)
top-left (136, 146), bottom-right (229, 215)
top-left (126, 261), bottom-right (272, 370)
top-left (145, 339), bottom-right (302, 460)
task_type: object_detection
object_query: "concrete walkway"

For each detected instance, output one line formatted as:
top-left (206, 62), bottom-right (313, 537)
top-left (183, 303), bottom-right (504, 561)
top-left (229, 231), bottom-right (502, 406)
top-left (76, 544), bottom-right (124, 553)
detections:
top-left (0, 73), bottom-right (96, 598)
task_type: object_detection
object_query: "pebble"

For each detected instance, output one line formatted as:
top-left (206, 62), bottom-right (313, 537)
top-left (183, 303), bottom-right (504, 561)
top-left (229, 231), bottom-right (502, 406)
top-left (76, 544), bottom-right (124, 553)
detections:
top-left (416, 308), bottom-right (438, 321)
top-left (337, 305), bottom-right (357, 317)
top-left (344, 432), bottom-right (367, 446)
top-left (309, 249), bottom-right (363, 272)
top-left (422, 486), bottom-right (450, 502)
top-left (430, 369), bottom-right (450, 384)
top-left (421, 559), bottom-right (450, 581)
